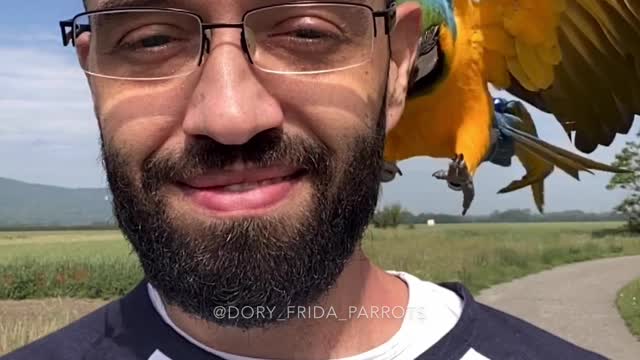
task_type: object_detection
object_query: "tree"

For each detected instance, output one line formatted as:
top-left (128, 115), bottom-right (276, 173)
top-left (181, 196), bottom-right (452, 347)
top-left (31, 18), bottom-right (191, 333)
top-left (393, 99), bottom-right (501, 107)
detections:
top-left (607, 133), bottom-right (640, 232)
top-left (372, 203), bottom-right (405, 228)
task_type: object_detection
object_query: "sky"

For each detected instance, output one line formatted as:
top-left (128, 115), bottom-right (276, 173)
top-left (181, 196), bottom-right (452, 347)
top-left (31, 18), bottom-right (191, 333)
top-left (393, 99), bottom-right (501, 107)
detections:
top-left (0, 1), bottom-right (638, 216)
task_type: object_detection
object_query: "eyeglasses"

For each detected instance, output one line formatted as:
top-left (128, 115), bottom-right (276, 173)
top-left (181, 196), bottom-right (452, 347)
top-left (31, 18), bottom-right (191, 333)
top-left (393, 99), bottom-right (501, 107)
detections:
top-left (59, 1), bottom-right (397, 81)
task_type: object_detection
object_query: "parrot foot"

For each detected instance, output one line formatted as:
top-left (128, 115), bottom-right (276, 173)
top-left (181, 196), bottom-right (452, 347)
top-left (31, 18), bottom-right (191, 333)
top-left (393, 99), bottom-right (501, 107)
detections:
top-left (432, 154), bottom-right (475, 216)
top-left (381, 161), bottom-right (403, 183)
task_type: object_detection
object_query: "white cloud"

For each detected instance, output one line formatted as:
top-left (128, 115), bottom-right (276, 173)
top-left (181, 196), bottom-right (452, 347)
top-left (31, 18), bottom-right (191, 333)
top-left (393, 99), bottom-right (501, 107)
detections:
top-left (0, 46), bottom-right (96, 143)
top-left (0, 44), bottom-right (104, 188)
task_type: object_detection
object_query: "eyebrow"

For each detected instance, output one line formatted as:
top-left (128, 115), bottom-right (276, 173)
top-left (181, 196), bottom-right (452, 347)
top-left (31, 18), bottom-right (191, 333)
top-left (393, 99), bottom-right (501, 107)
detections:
top-left (96, 0), bottom-right (375, 11)
top-left (96, 0), bottom-right (177, 10)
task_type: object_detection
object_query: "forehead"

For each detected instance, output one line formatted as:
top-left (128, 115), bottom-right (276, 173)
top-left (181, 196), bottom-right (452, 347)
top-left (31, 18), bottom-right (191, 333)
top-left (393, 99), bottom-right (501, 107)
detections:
top-left (89, 0), bottom-right (383, 12)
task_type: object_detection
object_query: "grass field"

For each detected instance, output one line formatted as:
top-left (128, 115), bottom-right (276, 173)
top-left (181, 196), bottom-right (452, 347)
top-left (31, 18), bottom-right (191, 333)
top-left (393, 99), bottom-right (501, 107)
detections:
top-left (0, 298), bottom-right (108, 356)
top-left (1, 221), bottom-right (639, 355)
top-left (617, 277), bottom-right (640, 340)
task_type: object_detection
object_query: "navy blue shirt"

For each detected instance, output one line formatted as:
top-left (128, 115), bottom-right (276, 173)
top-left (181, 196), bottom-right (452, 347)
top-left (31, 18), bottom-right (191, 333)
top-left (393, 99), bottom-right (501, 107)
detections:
top-left (1, 280), bottom-right (607, 359)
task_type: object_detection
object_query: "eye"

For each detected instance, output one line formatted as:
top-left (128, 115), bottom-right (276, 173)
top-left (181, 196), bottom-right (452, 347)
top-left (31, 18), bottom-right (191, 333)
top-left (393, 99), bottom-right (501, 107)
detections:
top-left (412, 25), bottom-right (441, 79)
top-left (138, 35), bottom-right (172, 48)
top-left (110, 22), bottom-right (193, 52)
top-left (269, 16), bottom-right (344, 41)
top-left (418, 25), bottom-right (440, 56)
top-left (118, 27), bottom-right (179, 50)
top-left (103, 23), bottom-right (197, 66)
top-left (116, 34), bottom-right (174, 52)
top-left (288, 28), bottom-right (335, 40)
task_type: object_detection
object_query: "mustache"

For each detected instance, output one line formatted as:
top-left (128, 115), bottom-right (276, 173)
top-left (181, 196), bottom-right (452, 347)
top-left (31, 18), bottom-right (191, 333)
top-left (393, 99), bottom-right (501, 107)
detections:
top-left (140, 129), bottom-right (333, 187)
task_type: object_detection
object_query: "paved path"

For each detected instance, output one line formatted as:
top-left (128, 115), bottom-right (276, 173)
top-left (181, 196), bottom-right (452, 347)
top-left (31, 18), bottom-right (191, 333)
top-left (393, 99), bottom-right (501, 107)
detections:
top-left (477, 255), bottom-right (640, 360)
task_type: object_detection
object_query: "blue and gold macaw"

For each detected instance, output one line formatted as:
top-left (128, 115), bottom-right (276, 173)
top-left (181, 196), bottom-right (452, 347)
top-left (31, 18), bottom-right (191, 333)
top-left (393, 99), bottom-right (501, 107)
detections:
top-left (382, 0), bottom-right (639, 215)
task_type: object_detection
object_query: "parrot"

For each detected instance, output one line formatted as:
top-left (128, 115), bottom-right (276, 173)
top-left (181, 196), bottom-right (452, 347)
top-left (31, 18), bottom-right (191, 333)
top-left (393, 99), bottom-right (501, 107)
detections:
top-left (381, 0), bottom-right (640, 215)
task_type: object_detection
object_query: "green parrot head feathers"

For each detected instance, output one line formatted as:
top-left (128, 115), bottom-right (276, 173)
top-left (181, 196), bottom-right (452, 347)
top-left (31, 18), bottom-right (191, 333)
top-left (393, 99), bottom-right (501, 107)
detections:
top-left (395, 0), bottom-right (456, 37)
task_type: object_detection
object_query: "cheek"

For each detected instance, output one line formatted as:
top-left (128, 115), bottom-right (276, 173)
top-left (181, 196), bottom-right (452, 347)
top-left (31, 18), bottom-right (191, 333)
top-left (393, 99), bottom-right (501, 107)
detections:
top-left (264, 63), bottom-right (384, 153)
top-left (92, 77), bottom-right (197, 168)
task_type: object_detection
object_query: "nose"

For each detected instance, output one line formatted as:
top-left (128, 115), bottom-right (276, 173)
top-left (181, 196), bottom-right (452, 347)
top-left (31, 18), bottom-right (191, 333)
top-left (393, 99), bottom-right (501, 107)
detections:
top-left (182, 30), bottom-right (285, 145)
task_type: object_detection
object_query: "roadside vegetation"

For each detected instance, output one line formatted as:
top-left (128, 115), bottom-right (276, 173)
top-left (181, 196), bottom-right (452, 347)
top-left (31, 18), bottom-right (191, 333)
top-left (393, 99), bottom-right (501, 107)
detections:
top-left (617, 277), bottom-right (640, 340)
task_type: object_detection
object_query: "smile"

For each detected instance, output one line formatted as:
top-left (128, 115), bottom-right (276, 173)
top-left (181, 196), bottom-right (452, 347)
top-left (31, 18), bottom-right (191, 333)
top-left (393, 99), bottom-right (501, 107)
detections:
top-left (176, 166), bottom-right (309, 215)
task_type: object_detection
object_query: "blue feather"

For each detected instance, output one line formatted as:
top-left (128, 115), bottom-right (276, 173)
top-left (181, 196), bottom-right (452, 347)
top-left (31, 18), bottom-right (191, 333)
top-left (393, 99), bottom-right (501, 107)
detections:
top-left (397, 0), bottom-right (456, 39)
top-left (485, 98), bottom-right (518, 167)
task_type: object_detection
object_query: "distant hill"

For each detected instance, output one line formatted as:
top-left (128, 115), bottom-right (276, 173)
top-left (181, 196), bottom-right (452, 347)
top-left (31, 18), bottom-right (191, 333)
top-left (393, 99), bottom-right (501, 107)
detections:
top-left (0, 177), bottom-right (114, 227)
top-left (0, 177), bottom-right (626, 228)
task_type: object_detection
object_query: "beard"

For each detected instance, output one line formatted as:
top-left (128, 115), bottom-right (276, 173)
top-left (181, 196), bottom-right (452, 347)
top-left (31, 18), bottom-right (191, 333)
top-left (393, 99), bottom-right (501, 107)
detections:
top-left (101, 104), bottom-right (387, 329)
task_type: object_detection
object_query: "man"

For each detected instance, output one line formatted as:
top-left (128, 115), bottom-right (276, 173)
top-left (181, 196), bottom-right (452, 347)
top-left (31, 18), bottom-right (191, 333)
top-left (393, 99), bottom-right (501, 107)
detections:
top-left (3, 1), bottom-right (606, 359)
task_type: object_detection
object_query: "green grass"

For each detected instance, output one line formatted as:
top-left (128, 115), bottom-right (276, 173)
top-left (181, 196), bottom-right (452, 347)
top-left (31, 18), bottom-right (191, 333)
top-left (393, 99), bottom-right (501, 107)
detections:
top-left (1, 222), bottom-right (639, 356)
top-left (0, 230), bottom-right (140, 300)
top-left (363, 221), bottom-right (640, 293)
top-left (617, 277), bottom-right (640, 340)
top-left (0, 221), bottom-right (639, 300)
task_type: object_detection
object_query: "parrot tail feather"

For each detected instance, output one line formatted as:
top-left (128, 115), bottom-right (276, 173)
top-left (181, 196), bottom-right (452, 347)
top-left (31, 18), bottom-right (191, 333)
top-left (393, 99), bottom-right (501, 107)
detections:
top-left (491, 98), bottom-right (631, 214)
top-left (500, 123), bottom-right (631, 180)
top-left (530, 181), bottom-right (545, 214)
top-left (496, 146), bottom-right (552, 193)
top-left (495, 142), bottom-right (552, 213)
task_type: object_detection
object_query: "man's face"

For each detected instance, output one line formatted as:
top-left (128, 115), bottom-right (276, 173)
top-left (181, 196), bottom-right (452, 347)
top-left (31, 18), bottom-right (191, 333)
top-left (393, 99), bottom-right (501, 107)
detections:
top-left (81, 0), bottom-right (410, 329)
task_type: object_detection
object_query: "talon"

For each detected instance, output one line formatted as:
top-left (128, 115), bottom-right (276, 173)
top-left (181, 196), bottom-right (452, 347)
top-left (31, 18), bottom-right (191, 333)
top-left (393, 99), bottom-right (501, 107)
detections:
top-left (432, 170), bottom-right (447, 179)
top-left (461, 180), bottom-right (474, 216)
top-left (433, 154), bottom-right (475, 215)
top-left (381, 161), bottom-right (403, 183)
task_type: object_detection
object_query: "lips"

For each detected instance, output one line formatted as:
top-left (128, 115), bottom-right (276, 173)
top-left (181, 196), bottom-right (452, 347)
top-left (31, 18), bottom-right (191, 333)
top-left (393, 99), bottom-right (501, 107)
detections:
top-left (182, 165), bottom-right (304, 190)
top-left (177, 165), bottom-right (308, 214)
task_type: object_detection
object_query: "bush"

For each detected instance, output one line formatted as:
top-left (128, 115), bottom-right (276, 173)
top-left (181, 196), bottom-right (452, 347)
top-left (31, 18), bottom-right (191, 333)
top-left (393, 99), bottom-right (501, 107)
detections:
top-left (372, 203), bottom-right (405, 228)
top-left (0, 258), bottom-right (143, 300)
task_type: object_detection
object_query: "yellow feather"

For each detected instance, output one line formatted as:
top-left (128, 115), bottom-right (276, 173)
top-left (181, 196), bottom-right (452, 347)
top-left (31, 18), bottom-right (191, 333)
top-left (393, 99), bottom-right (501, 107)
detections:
top-left (506, 56), bottom-right (539, 91)
top-left (503, 0), bottom-right (558, 46)
top-left (537, 43), bottom-right (563, 64)
top-left (537, 30), bottom-right (563, 64)
top-left (515, 40), bottom-right (556, 89)
top-left (477, 0), bottom-right (508, 26)
top-left (481, 26), bottom-right (516, 57)
top-left (484, 50), bottom-right (511, 88)
top-left (480, 0), bottom-right (562, 91)
top-left (553, 0), bottom-right (568, 13)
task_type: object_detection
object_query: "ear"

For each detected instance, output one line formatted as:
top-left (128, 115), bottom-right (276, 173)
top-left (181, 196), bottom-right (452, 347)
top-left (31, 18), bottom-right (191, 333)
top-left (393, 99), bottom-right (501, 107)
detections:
top-left (76, 34), bottom-right (90, 71)
top-left (385, 2), bottom-right (423, 134)
top-left (75, 33), bottom-right (95, 87)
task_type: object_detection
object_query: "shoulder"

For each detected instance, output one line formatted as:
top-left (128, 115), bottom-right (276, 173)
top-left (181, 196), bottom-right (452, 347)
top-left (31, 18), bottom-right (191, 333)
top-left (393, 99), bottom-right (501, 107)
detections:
top-left (437, 282), bottom-right (608, 360)
top-left (0, 281), bottom-right (200, 360)
top-left (0, 300), bottom-right (115, 360)
top-left (473, 302), bottom-right (605, 359)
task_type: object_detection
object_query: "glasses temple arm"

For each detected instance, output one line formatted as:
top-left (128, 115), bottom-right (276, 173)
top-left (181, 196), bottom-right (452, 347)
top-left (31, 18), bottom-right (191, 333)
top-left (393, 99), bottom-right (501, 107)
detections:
top-left (373, 1), bottom-right (397, 35)
top-left (59, 20), bottom-right (74, 46)
top-left (59, 20), bottom-right (92, 47)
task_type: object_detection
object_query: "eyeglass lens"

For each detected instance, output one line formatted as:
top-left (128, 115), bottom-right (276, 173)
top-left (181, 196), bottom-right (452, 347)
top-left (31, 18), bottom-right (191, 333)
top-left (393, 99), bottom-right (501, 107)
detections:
top-left (72, 4), bottom-right (376, 79)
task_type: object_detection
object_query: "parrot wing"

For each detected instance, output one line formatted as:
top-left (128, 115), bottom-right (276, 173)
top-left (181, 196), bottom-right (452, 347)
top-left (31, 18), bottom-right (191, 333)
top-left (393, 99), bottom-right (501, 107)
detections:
top-left (479, 0), bottom-right (640, 153)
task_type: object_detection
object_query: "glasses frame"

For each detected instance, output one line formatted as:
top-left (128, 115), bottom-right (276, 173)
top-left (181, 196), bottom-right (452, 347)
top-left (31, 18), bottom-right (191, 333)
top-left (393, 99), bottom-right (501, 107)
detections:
top-left (59, 1), bottom-right (398, 80)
